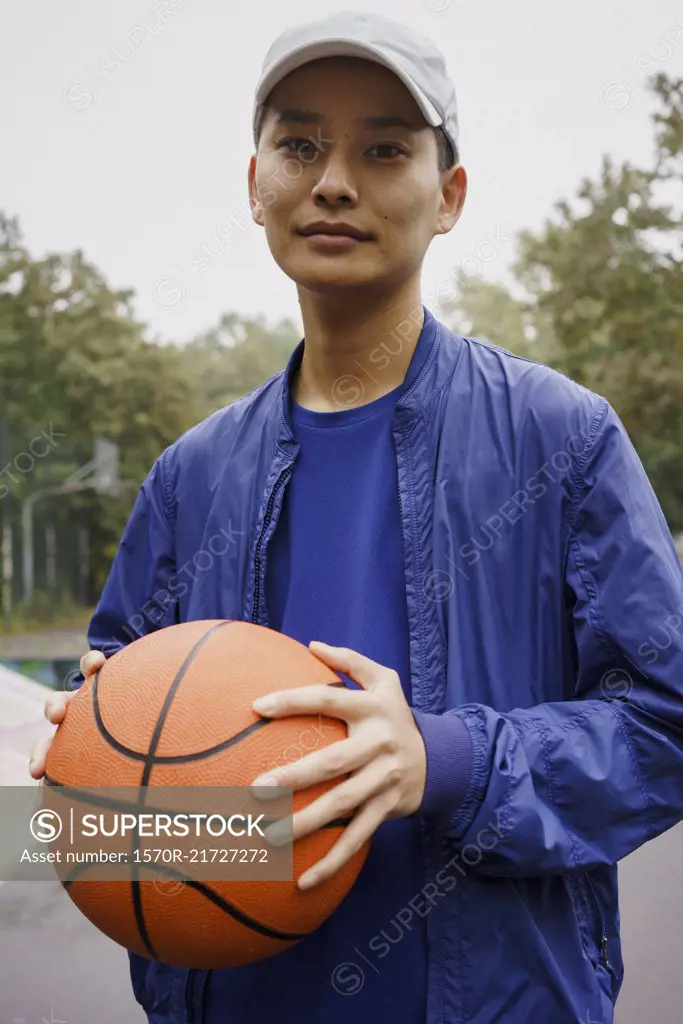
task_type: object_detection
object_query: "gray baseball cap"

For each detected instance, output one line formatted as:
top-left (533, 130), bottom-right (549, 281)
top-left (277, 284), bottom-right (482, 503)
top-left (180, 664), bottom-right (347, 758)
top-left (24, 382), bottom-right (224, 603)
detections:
top-left (253, 10), bottom-right (460, 160)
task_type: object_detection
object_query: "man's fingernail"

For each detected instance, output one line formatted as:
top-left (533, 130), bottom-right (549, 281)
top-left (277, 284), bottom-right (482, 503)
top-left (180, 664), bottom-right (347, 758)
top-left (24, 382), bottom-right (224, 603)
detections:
top-left (252, 697), bottom-right (275, 714)
top-left (264, 819), bottom-right (292, 846)
top-left (251, 775), bottom-right (280, 800)
top-left (298, 871), bottom-right (317, 889)
top-left (252, 773), bottom-right (278, 788)
top-left (29, 760), bottom-right (35, 773)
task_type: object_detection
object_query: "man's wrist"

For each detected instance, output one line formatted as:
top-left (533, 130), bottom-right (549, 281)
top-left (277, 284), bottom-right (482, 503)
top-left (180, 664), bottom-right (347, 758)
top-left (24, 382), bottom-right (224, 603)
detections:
top-left (411, 709), bottom-right (473, 820)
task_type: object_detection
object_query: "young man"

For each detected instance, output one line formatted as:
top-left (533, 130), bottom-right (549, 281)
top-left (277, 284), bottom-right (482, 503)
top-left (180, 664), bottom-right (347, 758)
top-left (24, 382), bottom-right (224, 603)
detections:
top-left (30, 10), bottom-right (683, 1024)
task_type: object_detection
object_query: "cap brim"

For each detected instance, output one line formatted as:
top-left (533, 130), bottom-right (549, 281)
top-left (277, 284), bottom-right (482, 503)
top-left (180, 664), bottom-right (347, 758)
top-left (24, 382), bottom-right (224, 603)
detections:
top-left (255, 38), bottom-right (442, 128)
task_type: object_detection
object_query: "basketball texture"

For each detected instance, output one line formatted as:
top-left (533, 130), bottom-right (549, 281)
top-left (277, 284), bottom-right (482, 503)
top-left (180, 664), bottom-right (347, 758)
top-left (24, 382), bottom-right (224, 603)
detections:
top-left (43, 620), bottom-right (370, 969)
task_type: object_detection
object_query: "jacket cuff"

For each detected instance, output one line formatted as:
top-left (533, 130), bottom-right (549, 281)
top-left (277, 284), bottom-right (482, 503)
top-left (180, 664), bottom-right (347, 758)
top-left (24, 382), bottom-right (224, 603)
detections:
top-left (412, 710), bottom-right (473, 820)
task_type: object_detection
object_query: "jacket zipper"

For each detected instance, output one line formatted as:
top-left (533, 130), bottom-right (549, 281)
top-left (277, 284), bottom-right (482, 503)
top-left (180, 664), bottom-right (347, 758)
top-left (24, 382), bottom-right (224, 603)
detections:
top-left (185, 969), bottom-right (196, 1024)
top-left (251, 466), bottom-right (291, 624)
top-left (583, 872), bottom-right (610, 969)
top-left (188, 324), bottom-right (431, 1020)
top-left (184, 466), bottom-right (291, 1024)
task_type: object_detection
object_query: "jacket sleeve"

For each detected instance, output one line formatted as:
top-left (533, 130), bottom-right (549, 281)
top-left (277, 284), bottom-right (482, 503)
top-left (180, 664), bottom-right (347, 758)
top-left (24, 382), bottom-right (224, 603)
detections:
top-left (413, 400), bottom-right (683, 875)
top-left (71, 450), bottom-right (178, 687)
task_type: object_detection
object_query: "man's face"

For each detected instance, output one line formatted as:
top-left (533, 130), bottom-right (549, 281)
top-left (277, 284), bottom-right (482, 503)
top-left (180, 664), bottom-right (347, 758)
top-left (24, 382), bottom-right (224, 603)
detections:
top-left (248, 56), bottom-right (465, 295)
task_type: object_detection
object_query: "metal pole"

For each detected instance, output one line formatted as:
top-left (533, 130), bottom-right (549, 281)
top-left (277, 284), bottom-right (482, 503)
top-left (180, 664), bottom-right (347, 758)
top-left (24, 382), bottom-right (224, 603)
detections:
top-left (21, 475), bottom-right (138, 605)
top-left (0, 418), bottom-right (10, 630)
top-left (1, 521), bottom-right (12, 630)
top-left (46, 523), bottom-right (57, 592)
top-left (21, 491), bottom-right (39, 605)
top-left (78, 525), bottom-right (89, 605)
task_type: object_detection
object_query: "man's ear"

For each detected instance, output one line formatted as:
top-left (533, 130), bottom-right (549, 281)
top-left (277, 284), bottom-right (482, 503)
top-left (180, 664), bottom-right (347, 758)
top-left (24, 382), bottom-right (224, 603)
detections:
top-left (248, 154), bottom-right (264, 227)
top-left (436, 164), bottom-right (467, 237)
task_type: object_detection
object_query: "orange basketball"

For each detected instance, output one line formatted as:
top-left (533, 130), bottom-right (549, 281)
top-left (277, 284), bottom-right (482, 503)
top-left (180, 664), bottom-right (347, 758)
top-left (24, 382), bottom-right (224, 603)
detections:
top-left (43, 620), bottom-right (370, 969)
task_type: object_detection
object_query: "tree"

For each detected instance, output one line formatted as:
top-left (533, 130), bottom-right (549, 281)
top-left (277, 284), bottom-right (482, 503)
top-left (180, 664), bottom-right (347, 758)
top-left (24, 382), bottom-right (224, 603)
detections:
top-left (438, 74), bottom-right (683, 528)
top-left (182, 312), bottom-right (299, 417)
top-left (0, 215), bottom-right (203, 609)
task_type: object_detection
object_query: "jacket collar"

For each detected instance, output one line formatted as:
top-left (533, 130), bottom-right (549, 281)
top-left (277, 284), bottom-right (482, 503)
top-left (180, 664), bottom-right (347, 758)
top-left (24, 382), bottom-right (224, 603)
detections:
top-left (275, 305), bottom-right (463, 445)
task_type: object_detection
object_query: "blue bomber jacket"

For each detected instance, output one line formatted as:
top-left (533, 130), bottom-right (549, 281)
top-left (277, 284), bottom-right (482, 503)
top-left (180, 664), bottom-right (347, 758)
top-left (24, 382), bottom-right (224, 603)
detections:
top-left (80, 306), bottom-right (683, 1024)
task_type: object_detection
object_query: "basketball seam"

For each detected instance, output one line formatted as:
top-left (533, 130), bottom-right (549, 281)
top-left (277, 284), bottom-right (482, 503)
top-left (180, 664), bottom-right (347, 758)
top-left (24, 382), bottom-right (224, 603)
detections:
top-left (132, 621), bottom-right (232, 959)
top-left (92, 678), bottom-right (349, 763)
top-left (62, 862), bottom-right (307, 942)
top-left (70, 620), bottom-right (352, 963)
top-left (42, 774), bottom-right (353, 830)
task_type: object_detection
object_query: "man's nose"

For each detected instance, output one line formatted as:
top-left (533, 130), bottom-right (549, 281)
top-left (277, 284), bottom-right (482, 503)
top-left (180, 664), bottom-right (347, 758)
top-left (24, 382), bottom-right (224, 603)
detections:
top-left (311, 151), bottom-right (359, 206)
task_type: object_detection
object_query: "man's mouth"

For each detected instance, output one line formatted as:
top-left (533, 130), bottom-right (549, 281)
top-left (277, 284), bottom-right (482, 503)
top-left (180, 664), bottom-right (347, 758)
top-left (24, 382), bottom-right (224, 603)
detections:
top-left (298, 221), bottom-right (373, 242)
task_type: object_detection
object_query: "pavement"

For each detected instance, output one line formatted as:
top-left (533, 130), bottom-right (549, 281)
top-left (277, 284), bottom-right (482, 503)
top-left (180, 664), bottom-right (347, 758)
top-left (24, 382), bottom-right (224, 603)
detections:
top-left (0, 663), bottom-right (146, 1023)
top-left (0, 662), bottom-right (681, 1023)
top-left (0, 663), bottom-right (55, 787)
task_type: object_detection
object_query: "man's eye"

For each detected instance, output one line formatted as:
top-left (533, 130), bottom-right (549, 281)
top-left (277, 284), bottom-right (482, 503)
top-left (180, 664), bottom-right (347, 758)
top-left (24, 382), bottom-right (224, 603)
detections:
top-left (278, 138), bottom-right (317, 157)
top-left (367, 144), bottom-right (404, 159)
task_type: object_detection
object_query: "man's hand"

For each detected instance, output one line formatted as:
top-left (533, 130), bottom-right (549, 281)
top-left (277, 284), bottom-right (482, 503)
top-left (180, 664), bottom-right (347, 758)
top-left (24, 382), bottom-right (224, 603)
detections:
top-left (249, 640), bottom-right (427, 890)
top-left (28, 650), bottom-right (105, 780)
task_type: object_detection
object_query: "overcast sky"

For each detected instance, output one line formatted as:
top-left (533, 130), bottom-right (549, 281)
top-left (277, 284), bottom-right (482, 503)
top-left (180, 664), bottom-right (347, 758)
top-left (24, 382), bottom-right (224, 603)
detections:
top-left (3, 0), bottom-right (683, 344)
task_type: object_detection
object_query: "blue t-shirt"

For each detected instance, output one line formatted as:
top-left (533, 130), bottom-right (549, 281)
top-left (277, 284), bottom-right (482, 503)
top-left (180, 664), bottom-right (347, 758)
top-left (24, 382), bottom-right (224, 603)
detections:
top-left (206, 318), bottom-right (435, 1022)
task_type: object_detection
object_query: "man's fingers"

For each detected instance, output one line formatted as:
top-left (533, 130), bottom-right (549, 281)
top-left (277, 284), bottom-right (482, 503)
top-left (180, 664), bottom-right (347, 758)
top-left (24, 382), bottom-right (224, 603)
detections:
top-left (297, 795), bottom-right (389, 889)
top-left (30, 684), bottom-right (81, 778)
top-left (251, 733), bottom-right (377, 796)
top-left (269, 762), bottom-right (388, 845)
top-left (44, 691), bottom-right (74, 724)
top-left (252, 683), bottom-right (371, 722)
top-left (308, 641), bottom-right (388, 690)
top-left (30, 650), bottom-right (103, 780)
top-left (81, 649), bottom-right (105, 678)
top-left (28, 735), bottom-right (54, 780)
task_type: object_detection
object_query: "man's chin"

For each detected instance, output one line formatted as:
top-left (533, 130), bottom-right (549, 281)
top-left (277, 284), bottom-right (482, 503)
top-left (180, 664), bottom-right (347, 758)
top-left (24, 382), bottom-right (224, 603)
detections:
top-left (283, 262), bottom-right (384, 295)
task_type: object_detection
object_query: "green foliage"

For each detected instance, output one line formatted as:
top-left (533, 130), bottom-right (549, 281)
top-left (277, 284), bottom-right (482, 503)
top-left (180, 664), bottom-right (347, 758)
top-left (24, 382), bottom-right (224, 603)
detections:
top-left (439, 74), bottom-right (683, 529)
top-left (0, 215), bottom-right (298, 622)
top-left (181, 311), bottom-right (298, 417)
top-left (2, 72), bottom-right (682, 629)
top-left (0, 219), bottom-right (202, 485)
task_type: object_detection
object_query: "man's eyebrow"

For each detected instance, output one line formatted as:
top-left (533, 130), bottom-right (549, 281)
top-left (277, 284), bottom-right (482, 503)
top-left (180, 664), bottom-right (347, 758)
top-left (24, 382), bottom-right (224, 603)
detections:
top-left (358, 115), bottom-right (421, 132)
top-left (273, 110), bottom-right (421, 131)
top-left (274, 109), bottom-right (323, 125)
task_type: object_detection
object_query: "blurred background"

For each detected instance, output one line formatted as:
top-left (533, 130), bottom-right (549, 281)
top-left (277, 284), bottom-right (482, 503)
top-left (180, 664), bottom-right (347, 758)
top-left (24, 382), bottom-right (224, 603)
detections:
top-left (0, 0), bottom-right (682, 1021)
